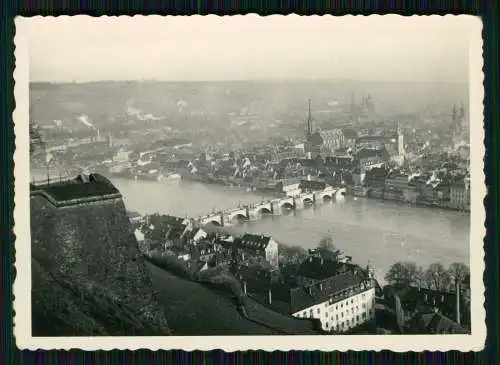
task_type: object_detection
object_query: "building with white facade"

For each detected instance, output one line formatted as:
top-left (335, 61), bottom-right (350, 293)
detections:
top-left (290, 271), bottom-right (376, 333)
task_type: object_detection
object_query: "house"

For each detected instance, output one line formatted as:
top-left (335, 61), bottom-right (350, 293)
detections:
top-left (143, 214), bottom-right (188, 249)
top-left (383, 284), bottom-right (471, 331)
top-left (319, 128), bottom-right (345, 154)
top-left (408, 310), bottom-right (469, 334)
top-left (450, 181), bottom-right (470, 210)
top-left (290, 271), bottom-right (377, 333)
top-left (235, 233), bottom-right (280, 268)
top-left (304, 132), bottom-right (323, 160)
top-left (127, 211), bottom-right (143, 225)
top-left (296, 255), bottom-right (355, 285)
top-left (282, 179), bottom-right (302, 197)
top-left (323, 155), bottom-right (356, 171)
top-left (384, 173), bottom-right (410, 200)
top-left (299, 179), bottom-right (326, 193)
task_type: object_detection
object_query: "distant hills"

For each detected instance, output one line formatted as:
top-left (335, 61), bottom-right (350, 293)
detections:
top-left (30, 80), bottom-right (469, 133)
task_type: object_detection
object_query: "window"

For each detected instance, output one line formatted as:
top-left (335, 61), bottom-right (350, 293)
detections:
top-left (325, 312), bottom-right (328, 318)
top-left (341, 303), bottom-right (344, 308)
top-left (336, 314), bottom-right (339, 320)
top-left (317, 308), bottom-right (320, 314)
top-left (356, 315), bottom-right (360, 321)
top-left (347, 319), bottom-right (350, 325)
top-left (362, 303), bottom-right (366, 309)
top-left (362, 313), bottom-right (366, 319)
top-left (351, 299), bottom-right (354, 304)
top-left (341, 312), bottom-right (344, 318)
top-left (325, 302), bottom-right (328, 307)
top-left (336, 305), bottom-right (338, 310)
top-left (325, 322), bottom-right (329, 328)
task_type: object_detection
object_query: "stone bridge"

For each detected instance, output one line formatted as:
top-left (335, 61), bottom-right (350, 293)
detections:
top-left (196, 186), bottom-right (344, 226)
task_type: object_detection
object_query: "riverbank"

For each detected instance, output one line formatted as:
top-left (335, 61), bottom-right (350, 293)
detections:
top-left (346, 186), bottom-right (471, 213)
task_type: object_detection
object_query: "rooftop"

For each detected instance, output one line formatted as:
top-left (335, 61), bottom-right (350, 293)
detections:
top-left (236, 233), bottom-right (272, 251)
top-left (290, 271), bottom-right (372, 313)
top-left (412, 311), bottom-right (469, 334)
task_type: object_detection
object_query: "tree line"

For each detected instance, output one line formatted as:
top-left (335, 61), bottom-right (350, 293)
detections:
top-left (385, 261), bottom-right (470, 291)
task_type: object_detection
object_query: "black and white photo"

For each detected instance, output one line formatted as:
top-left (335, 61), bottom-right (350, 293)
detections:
top-left (14, 15), bottom-right (485, 351)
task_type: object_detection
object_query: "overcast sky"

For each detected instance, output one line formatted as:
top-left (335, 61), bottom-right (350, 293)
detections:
top-left (18, 15), bottom-right (479, 83)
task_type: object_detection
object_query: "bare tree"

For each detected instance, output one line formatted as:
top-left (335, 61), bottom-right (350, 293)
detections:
top-left (448, 262), bottom-right (470, 287)
top-left (423, 262), bottom-right (452, 291)
top-left (385, 261), bottom-right (424, 287)
top-left (317, 235), bottom-right (341, 261)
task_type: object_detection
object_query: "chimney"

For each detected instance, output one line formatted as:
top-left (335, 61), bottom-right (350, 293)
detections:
top-left (267, 288), bottom-right (272, 305)
top-left (456, 281), bottom-right (461, 325)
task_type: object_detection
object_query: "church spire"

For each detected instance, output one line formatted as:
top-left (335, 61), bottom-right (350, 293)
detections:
top-left (306, 98), bottom-right (313, 137)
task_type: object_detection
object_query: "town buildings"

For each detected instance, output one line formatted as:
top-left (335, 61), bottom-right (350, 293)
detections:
top-left (449, 179), bottom-right (471, 210)
top-left (383, 284), bottom-right (470, 334)
top-left (237, 250), bottom-right (377, 334)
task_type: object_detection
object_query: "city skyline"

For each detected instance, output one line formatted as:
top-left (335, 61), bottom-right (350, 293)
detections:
top-left (20, 15), bottom-right (475, 83)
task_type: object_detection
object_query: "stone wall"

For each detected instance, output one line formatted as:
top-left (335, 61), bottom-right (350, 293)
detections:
top-left (30, 193), bottom-right (170, 336)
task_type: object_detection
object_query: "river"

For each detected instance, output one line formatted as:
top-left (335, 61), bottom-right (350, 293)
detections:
top-left (110, 178), bottom-right (470, 280)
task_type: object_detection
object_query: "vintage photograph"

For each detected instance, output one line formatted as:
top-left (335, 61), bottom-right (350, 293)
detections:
top-left (14, 15), bottom-right (485, 351)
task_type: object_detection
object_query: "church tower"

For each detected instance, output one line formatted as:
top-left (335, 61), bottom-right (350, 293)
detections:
top-left (306, 98), bottom-right (313, 137)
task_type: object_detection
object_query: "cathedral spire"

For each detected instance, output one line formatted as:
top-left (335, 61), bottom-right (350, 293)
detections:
top-left (306, 98), bottom-right (313, 137)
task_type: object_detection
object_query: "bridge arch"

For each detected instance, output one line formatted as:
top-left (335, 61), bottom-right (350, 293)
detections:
top-left (230, 213), bottom-right (248, 222)
top-left (303, 197), bottom-right (314, 205)
top-left (280, 201), bottom-right (295, 210)
top-left (335, 187), bottom-right (347, 198)
top-left (256, 207), bottom-right (272, 215)
top-left (320, 192), bottom-right (334, 201)
top-left (207, 220), bottom-right (221, 226)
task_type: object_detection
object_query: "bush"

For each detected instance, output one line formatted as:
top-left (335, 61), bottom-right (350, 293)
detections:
top-left (146, 252), bottom-right (193, 280)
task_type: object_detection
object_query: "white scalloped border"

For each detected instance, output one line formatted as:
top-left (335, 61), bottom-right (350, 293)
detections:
top-left (13, 14), bottom-right (486, 352)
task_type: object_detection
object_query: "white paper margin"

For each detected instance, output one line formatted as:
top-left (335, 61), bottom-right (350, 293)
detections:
top-left (13, 14), bottom-right (486, 352)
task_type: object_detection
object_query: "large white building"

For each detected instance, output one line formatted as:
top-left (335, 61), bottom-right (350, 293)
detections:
top-left (290, 271), bottom-right (376, 333)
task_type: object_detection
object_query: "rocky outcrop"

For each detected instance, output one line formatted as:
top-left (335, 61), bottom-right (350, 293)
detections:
top-left (30, 176), bottom-right (170, 336)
